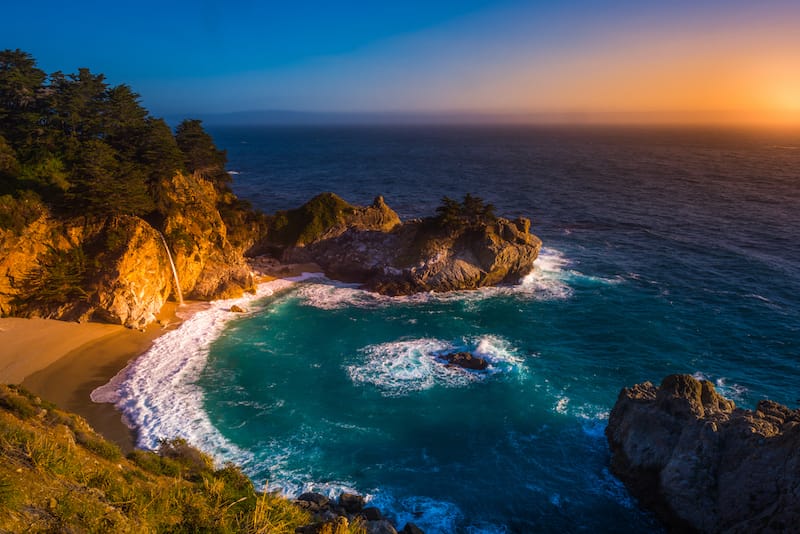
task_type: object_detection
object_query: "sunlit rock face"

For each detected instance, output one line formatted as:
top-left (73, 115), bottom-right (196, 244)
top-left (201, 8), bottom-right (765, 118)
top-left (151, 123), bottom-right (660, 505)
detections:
top-left (0, 172), bottom-right (258, 328)
top-left (160, 172), bottom-right (254, 301)
top-left (0, 215), bottom-right (170, 328)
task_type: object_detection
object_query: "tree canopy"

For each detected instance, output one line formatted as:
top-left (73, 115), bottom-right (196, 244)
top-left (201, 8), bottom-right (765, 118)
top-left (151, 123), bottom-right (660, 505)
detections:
top-left (435, 193), bottom-right (497, 228)
top-left (0, 49), bottom-right (230, 222)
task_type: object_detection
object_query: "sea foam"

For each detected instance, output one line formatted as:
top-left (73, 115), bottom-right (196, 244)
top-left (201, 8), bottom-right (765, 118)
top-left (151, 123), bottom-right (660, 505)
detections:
top-left (346, 335), bottom-right (525, 397)
top-left (295, 247), bottom-right (585, 311)
top-left (91, 273), bottom-right (320, 468)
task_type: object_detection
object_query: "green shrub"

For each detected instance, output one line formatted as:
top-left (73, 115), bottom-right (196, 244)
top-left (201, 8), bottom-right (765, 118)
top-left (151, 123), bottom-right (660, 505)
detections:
top-left (0, 390), bottom-right (37, 419)
top-left (75, 431), bottom-right (122, 461)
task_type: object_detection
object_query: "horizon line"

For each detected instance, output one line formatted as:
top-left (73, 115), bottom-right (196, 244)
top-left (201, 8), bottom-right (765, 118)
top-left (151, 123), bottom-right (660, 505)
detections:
top-left (174, 108), bottom-right (800, 128)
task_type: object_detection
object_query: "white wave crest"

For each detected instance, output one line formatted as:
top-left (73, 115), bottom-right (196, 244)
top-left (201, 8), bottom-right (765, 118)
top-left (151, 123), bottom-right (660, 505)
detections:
top-left (295, 247), bottom-right (585, 310)
top-left (91, 273), bottom-right (319, 467)
top-left (370, 492), bottom-right (463, 534)
top-left (692, 372), bottom-right (748, 403)
top-left (346, 335), bottom-right (525, 397)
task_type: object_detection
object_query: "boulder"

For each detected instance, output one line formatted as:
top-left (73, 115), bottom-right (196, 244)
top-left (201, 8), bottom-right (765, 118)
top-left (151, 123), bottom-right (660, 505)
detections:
top-left (360, 506), bottom-right (383, 521)
top-left (338, 492), bottom-right (365, 514)
top-left (295, 517), bottom-right (349, 534)
top-left (296, 492), bottom-right (330, 507)
top-left (229, 304), bottom-right (246, 313)
top-left (606, 374), bottom-right (800, 533)
top-left (365, 520), bottom-right (398, 534)
top-left (440, 351), bottom-right (488, 370)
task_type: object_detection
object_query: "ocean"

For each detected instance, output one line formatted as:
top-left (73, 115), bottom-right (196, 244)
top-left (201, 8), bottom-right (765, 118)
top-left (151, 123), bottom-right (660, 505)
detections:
top-left (97, 125), bottom-right (800, 533)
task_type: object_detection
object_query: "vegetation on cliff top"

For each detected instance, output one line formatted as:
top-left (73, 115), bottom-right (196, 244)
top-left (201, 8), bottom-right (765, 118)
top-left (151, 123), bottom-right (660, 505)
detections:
top-left (0, 383), bottom-right (365, 533)
top-left (0, 49), bottom-right (268, 319)
top-left (267, 193), bottom-right (358, 249)
top-left (0, 48), bottom-right (261, 233)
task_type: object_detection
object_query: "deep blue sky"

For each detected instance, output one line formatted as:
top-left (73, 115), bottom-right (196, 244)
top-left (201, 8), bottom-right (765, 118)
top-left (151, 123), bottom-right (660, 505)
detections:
top-left (4, 1), bottom-right (799, 123)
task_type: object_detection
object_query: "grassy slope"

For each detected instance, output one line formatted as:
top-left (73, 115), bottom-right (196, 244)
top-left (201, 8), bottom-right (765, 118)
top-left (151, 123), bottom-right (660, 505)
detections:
top-left (0, 384), bottom-right (316, 533)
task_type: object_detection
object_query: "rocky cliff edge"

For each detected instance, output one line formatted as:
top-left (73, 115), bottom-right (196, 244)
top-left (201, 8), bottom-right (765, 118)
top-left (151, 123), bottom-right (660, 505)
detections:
top-left (606, 374), bottom-right (800, 533)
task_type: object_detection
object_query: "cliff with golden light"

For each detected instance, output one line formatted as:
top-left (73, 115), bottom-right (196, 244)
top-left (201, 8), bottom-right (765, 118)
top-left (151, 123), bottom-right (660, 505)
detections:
top-left (0, 172), bottom-right (257, 329)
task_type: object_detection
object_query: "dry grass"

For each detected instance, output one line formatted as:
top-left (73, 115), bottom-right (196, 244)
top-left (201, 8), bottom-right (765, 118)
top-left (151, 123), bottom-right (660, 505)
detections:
top-left (0, 384), bottom-right (313, 533)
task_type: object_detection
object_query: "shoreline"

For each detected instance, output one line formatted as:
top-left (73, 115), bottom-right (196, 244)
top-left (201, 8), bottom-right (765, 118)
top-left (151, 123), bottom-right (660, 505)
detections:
top-left (8, 303), bottom-right (184, 452)
top-left (0, 263), bottom-right (317, 453)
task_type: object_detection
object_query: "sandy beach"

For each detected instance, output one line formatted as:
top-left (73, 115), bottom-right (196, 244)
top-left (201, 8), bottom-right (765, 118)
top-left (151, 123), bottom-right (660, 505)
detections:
top-left (0, 266), bottom-right (312, 453)
top-left (0, 304), bottom-right (183, 452)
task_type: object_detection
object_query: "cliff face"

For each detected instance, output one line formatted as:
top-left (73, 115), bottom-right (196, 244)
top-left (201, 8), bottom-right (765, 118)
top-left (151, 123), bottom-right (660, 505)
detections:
top-left (606, 374), bottom-right (800, 533)
top-left (275, 194), bottom-right (542, 294)
top-left (0, 214), bottom-right (172, 328)
top-left (0, 172), bottom-right (257, 328)
top-left (160, 172), bottom-right (254, 300)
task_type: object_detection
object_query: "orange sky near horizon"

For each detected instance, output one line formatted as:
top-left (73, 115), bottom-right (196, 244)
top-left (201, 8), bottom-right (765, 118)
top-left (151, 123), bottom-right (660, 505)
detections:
top-left (412, 18), bottom-right (800, 126)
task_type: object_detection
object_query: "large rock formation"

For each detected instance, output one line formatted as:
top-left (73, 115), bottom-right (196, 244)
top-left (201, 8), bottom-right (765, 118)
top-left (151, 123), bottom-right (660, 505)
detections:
top-left (159, 172), bottom-right (255, 300)
top-left (272, 193), bottom-right (541, 294)
top-left (0, 172), bottom-right (258, 328)
top-left (606, 374), bottom-right (800, 533)
top-left (0, 214), bottom-right (172, 328)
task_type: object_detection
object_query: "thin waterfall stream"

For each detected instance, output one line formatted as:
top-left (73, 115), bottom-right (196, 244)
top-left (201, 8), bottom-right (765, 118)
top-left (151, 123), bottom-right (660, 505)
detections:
top-left (158, 232), bottom-right (184, 305)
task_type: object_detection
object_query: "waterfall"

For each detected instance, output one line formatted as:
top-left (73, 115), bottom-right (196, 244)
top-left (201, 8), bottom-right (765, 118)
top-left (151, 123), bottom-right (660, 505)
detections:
top-left (158, 232), bottom-right (184, 305)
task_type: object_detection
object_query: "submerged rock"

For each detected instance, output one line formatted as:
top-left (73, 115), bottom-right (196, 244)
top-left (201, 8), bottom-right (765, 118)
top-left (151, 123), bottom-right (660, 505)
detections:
top-left (439, 351), bottom-right (489, 370)
top-left (606, 374), bottom-right (800, 533)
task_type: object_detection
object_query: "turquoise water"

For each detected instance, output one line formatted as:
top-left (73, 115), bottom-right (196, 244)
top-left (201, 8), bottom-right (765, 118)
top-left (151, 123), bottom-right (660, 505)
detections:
top-left (112, 127), bottom-right (799, 532)
top-left (200, 260), bottom-right (661, 532)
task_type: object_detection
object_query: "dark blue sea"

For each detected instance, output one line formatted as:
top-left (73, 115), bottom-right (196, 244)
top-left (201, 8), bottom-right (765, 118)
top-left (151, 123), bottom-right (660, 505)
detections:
top-left (108, 126), bottom-right (800, 533)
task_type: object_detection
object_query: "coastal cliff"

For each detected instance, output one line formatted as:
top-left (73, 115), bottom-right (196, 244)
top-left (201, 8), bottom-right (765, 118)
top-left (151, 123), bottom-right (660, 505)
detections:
top-left (0, 50), bottom-right (265, 328)
top-left (0, 172), bottom-right (258, 329)
top-left (606, 374), bottom-right (800, 533)
top-left (268, 193), bottom-right (542, 294)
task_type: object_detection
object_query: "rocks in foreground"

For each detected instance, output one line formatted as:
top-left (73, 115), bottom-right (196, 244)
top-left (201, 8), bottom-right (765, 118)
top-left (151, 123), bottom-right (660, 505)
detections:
top-left (606, 374), bottom-right (800, 533)
top-left (294, 492), bottom-right (424, 534)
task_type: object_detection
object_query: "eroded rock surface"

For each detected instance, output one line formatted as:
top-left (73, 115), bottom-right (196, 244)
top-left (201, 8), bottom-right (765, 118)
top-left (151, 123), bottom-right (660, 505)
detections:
top-left (272, 194), bottom-right (541, 294)
top-left (606, 374), bottom-right (800, 533)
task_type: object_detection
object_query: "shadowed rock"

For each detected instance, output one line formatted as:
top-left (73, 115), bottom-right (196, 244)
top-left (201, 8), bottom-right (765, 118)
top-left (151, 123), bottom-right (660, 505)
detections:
top-left (606, 374), bottom-right (800, 533)
top-left (439, 351), bottom-right (489, 370)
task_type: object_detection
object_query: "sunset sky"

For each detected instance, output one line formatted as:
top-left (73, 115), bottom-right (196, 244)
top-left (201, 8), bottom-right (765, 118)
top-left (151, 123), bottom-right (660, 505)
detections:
top-left (4, 0), bottom-right (800, 124)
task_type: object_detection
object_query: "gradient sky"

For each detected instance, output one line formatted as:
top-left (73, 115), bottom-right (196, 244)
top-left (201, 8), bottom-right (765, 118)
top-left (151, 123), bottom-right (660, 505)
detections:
top-left (4, 0), bottom-right (800, 123)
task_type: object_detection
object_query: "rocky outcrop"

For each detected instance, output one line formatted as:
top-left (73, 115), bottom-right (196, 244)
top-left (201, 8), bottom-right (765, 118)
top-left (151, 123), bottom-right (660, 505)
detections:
top-left (265, 193), bottom-right (401, 251)
top-left (439, 351), bottom-right (489, 370)
top-left (277, 194), bottom-right (541, 294)
top-left (293, 491), bottom-right (422, 534)
top-left (606, 374), bottom-right (800, 533)
top-left (160, 172), bottom-right (255, 300)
